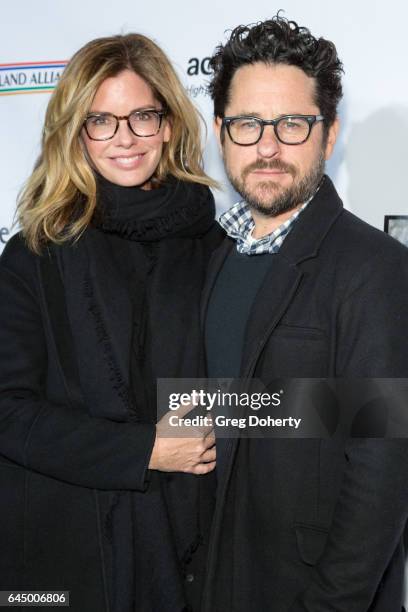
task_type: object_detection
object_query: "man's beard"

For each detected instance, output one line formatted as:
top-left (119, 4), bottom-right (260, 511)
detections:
top-left (225, 153), bottom-right (325, 218)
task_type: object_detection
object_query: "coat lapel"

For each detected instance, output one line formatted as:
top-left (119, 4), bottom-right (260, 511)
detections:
top-left (240, 254), bottom-right (303, 377)
top-left (210, 256), bottom-right (303, 542)
top-left (240, 176), bottom-right (344, 377)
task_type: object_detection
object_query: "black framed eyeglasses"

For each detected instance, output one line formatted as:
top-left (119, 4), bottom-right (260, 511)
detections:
top-left (222, 114), bottom-right (324, 146)
top-left (83, 108), bottom-right (167, 141)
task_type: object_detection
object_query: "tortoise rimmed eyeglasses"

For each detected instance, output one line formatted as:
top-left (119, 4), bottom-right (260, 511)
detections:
top-left (83, 108), bottom-right (167, 141)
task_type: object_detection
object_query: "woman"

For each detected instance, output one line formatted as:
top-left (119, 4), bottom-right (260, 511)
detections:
top-left (0, 34), bottom-right (221, 612)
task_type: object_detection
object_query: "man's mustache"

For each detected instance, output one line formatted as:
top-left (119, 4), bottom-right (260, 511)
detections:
top-left (242, 159), bottom-right (297, 180)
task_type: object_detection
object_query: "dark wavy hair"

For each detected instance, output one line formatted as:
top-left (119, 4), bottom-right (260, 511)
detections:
top-left (209, 14), bottom-right (343, 131)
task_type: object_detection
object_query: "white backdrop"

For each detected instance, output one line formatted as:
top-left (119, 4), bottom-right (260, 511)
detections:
top-left (2, 0), bottom-right (408, 244)
top-left (1, 0), bottom-right (407, 603)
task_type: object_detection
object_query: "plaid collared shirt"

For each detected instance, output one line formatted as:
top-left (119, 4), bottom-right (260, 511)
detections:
top-left (219, 196), bottom-right (312, 256)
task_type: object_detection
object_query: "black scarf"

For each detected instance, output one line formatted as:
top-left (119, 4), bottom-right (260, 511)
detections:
top-left (55, 176), bottom-right (216, 612)
top-left (57, 176), bottom-right (215, 415)
top-left (93, 174), bottom-right (215, 240)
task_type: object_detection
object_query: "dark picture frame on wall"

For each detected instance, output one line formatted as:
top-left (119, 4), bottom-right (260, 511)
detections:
top-left (384, 215), bottom-right (408, 247)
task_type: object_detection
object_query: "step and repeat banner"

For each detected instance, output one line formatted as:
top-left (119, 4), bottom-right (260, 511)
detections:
top-left (1, 0), bottom-right (408, 602)
top-left (2, 0), bottom-right (408, 249)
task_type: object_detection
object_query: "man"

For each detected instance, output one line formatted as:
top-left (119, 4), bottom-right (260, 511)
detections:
top-left (202, 15), bottom-right (408, 612)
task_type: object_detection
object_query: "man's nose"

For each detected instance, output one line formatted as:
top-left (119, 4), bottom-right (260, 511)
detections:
top-left (256, 125), bottom-right (281, 158)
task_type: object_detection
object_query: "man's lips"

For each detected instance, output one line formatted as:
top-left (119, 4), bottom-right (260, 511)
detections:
top-left (242, 161), bottom-right (296, 180)
top-left (251, 168), bottom-right (291, 179)
top-left (252, 169), bottom-right (288, 174)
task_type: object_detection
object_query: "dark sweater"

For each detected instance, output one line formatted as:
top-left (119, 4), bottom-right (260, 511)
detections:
top-left (205, 248), bottom-right (274, 379)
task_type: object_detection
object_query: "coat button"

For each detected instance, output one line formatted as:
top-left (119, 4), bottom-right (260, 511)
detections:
top-left (185, 573), bottom-right (194, 583)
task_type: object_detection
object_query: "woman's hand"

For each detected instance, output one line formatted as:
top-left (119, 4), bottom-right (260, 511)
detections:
top-left (148, 404), bottom-right (216, 474)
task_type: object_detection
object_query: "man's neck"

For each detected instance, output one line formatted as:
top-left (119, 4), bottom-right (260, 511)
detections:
top-left (251, 204), bottom-right (303, 239)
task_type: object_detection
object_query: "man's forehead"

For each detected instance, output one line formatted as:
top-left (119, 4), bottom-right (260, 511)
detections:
top-left (227, 62), bottom-right (317, 113)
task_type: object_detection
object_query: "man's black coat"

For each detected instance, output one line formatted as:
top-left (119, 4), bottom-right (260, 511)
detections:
top-left (201, 177), bottom-right (408, 612)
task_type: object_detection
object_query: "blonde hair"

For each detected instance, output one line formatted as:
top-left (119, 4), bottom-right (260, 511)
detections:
top-left (17, 33), bottom-right (216, 253)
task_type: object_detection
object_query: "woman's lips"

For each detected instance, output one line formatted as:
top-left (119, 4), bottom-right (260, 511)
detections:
top-left (109, 153), bottom-right (145, 168)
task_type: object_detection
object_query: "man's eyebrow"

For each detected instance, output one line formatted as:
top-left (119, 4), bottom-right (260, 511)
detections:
top-left (228, 111), bottom-right (263, 118)
top-left (226, 111), bottom-right (303, 119)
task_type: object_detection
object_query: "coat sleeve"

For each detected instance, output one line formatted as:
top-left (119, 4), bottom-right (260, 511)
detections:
top-left (0, 235), bottom-right (156, 491)
top-left (290, 244), bottom-right (408, 611)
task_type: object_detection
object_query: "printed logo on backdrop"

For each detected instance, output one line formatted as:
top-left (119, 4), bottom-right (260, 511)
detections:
top-left (185, 56), bottom-right (213, 99)
top-left (0, 61), bottom-right (67, 96)
top-left (0, 227), bottom-right (11, 244)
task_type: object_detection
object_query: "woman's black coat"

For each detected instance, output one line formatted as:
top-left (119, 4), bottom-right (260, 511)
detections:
top-left (0, 180), bottom-right (222, 612)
